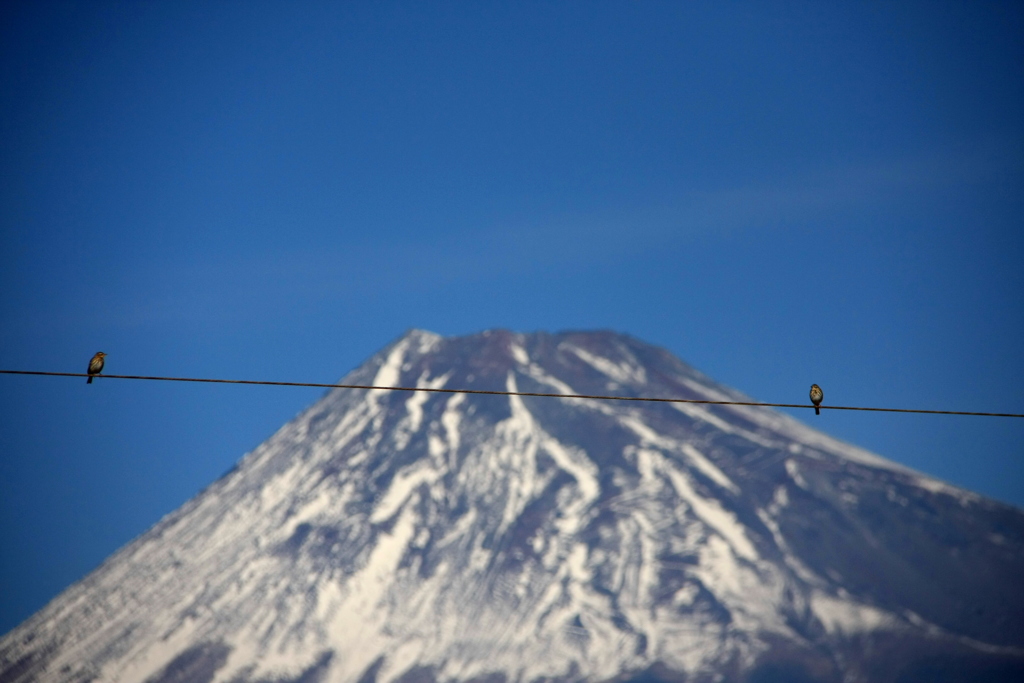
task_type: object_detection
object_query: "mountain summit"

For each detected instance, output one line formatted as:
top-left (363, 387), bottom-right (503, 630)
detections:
top-left (2, 329), bottom-right (1023, 683)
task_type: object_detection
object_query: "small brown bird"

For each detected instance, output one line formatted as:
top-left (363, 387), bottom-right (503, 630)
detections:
top-left (87, 352), bottom-right (106, 384)
top-left (810, 383), bottom-right (823, 415)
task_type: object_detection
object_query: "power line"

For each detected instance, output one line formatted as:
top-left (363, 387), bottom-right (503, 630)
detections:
top-left (2, 369), bottom-right (1022, 418)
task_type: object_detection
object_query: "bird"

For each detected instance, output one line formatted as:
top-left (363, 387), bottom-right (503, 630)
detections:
top-left (87, 352), bottom-right (106, 384)
top-left (809, 383), bottom-right (823, 415)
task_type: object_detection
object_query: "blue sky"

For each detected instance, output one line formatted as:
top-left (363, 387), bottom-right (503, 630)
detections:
top-left (1, 1), bottom-right (1021, 635)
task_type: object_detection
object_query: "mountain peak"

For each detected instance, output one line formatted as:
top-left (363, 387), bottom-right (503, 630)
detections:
top-left (3, 330), bottom-right (1022, 683)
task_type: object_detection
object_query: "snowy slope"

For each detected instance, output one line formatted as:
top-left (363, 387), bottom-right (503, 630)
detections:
top-left (2, 329), bottom-right (1023, 683)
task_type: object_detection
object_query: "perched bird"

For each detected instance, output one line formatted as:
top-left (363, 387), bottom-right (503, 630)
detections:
top-left (809, 383), bottom-right (823, 415)
top-left (87, 352), bottom-right (106, 384)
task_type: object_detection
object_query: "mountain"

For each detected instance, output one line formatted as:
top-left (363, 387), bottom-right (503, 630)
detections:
top-left (2, 329), bottom-right (1023, 683)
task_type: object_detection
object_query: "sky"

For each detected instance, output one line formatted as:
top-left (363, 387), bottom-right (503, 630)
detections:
top-left (1, 0), bottom-right (1021, 636)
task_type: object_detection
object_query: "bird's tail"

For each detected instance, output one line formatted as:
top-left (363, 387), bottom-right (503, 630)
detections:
top-left (87, 375), bottom-right (93, 384)
top-left (815, 407), bottom-right (820, 415)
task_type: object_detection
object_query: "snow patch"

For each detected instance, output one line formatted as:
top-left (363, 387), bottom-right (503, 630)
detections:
top-left (681, 444), bottom-right (738, 494)
top-left (372, 339), bottom-right (409, 392)
top-left (565, 345), bottom-right (647, 385)
top-left (408, 328), bottom-right (443, 354)
top-left (811, 592), bottom-right (892, 635)
top-left (671, 402), bottom-right (778, 449)
top-left (619, 420), bottom-right (668, 455)
top-left (543, 439), bottom-right (600, 533)
top-left (511, 343), bottom-right (530, 365)
top-left (785, 460), bottom-right (808, 489)
top-left (755, 507), bottom-right (821, 586)
top-left (913, 475), bottom-right (980, 505)
top-left (371, 462), bottom-right (440, 523)
top-left (660, 453), bottom-right (758, 562)
top-left (524, 364), bottom-right (577, 396)
top-left (329, 503), bottom-right (420, 680)
top-left (394, 371), bottom-right (451, 451)
top-left (441, 393), bottom-right (466, 471)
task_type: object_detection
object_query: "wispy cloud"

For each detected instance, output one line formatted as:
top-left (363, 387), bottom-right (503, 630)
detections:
top-left (16, 136), bottom-right (1017, 334)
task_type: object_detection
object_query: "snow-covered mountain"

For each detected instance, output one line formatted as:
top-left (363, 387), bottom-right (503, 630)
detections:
top-left (2, 329), bottom-right (1023, 683)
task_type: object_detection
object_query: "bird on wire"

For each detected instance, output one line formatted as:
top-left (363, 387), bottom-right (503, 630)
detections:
top-left (810, 383), bottom-right (823, 415)
top-left (87, 352), bottom-right (106, 384)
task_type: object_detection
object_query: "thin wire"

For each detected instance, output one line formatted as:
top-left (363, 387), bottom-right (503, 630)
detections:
top-left (2, 369), bottom-right (1022, 418)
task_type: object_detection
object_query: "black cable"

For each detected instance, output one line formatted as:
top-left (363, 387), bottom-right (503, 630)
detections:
top-left (2, 369), bottom-right (1021, 418)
